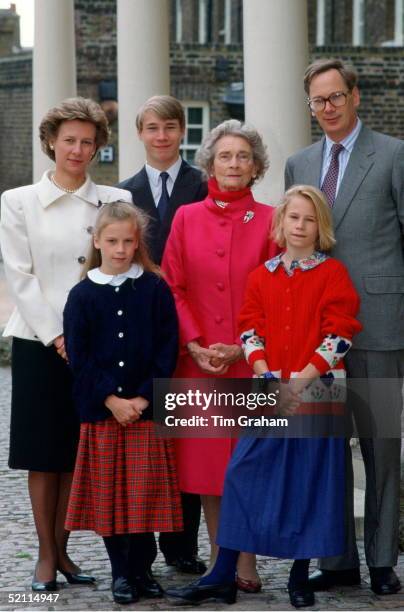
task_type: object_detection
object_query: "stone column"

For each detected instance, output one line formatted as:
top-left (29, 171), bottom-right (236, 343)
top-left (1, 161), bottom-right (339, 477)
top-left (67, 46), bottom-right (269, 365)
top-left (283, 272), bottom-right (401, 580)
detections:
top-left (33, 0), bottom-right (76, 181)
top-left (243, 0), bottom-right (311, 204)
top-left (117, 0), bottom-right (170, 180)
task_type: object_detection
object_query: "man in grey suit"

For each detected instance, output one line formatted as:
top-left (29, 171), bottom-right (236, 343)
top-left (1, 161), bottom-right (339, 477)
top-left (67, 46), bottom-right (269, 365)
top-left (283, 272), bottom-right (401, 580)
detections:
top-left (285, 59), bottom-right (404, 596)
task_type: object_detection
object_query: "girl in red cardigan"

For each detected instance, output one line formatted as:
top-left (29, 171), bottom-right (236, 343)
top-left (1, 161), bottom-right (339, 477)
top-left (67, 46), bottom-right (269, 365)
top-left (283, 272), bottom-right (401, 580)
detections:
top-left (166, 185), bottom-right (362, 608)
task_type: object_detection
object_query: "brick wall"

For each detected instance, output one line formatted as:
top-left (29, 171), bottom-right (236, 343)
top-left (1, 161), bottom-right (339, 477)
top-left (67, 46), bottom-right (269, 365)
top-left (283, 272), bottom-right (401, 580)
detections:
top-left (75, 0), bottom-right (119, 186)
top-left (170, 42), bottom-right (243, 127)
top-left (0, 53), bottom-right (32, 195)
top-left (310, 46), bottom-right (404, 141)
top-left (1, 0), bottom-right (404, 196)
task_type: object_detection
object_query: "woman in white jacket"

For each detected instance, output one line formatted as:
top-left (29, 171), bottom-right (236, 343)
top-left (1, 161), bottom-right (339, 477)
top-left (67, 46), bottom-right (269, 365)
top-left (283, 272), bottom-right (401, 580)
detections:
top-left (0, 97), bottom-right (132, 591)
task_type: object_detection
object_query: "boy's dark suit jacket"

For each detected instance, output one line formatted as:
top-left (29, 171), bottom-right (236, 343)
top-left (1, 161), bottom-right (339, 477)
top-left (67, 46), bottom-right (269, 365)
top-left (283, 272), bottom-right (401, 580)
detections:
top-left (118, 160), bottom-right (207, 264)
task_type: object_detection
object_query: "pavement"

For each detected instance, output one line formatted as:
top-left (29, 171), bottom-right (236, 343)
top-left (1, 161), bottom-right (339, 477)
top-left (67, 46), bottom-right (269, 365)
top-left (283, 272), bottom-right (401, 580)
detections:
top-left (0, 266), bottom-right (404, 611)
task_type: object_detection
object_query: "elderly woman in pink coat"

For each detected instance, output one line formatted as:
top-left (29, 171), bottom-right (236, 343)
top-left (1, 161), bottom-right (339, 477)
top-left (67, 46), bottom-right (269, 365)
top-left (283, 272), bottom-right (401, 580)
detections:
top-left (162, 119), bottom-right (278, 589)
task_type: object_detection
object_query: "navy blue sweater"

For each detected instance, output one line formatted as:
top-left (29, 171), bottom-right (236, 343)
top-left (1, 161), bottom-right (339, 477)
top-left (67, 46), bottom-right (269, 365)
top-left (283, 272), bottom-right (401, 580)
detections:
top-left (63, 272), bottom-right (179, 423)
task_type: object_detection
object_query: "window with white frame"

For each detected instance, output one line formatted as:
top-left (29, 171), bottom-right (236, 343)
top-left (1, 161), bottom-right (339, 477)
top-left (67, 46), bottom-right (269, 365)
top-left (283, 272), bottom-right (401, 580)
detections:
top-left (219, 0), bottom-right (232, 44)
top-left (316, 0), bottom-right (326, 46)
top-left (175, 0), bottom-right (183, 44)
top-left (394, 0), bottom-right (403, 44)
top-left (180, 102), bottom-right (210, 164)
top-left (198, 0), bottom-right (208, 43)
top-left (352, 0), bottom-right (365, 45)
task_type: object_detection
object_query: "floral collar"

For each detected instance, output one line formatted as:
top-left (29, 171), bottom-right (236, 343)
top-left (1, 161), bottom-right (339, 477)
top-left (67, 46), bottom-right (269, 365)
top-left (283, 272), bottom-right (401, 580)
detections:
top-left (265, 250), bottom-right (328, 274)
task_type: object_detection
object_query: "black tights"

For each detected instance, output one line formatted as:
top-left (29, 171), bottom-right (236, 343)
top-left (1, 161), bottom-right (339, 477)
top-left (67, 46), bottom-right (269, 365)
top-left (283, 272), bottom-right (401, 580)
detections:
top-left (103, 533), bottom-right (155, 580)
top-left (288, 559), bottom-right (311, 588)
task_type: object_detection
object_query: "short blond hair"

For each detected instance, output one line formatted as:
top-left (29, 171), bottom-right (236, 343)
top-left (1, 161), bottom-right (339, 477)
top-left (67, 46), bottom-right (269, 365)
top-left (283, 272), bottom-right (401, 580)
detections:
top-left (273, 185), bottom-right (336, 252)
top-left (39, 97), bottom-right (110, 161)
top-left (136, 95), bottom-right (185, 132)
top-left (82, 201), bottom-right (161, 279)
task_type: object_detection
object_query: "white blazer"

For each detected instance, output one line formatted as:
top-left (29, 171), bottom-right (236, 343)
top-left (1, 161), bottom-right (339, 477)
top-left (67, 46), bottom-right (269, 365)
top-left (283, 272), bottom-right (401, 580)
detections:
top-left (0, 171), bottom-right (132, 346)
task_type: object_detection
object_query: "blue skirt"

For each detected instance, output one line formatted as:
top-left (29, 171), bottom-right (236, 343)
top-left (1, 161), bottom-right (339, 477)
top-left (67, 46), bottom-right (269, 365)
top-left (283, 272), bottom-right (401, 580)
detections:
top-left (216, 436), bottom-right (345, 559)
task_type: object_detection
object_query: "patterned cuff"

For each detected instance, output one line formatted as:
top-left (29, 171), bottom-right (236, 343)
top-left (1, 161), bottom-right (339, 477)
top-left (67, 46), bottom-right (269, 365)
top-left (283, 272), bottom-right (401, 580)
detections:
top-left (240, 328), bottom-right (266, 364)
top-left (315, 334), bottom-right (352, 369)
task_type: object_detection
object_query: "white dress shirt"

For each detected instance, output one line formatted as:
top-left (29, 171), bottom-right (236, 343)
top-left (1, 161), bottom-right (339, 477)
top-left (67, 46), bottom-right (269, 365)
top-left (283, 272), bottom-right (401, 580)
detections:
top-left (0, 171), bottom-right (132, 345)
top-left (145, 157), bottom-right (182, 206)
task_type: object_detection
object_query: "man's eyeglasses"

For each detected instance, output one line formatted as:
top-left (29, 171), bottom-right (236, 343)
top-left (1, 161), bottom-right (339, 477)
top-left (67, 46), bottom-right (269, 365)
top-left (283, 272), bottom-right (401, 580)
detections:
top-left (307, 91), bottom-right (351, 112)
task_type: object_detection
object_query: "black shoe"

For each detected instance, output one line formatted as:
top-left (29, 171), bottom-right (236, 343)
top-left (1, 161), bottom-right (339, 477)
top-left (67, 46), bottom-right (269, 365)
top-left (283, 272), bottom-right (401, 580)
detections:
top-left (112, 576), bottom-right (139, 605)
top-left (59, 569), bottom-right (96, 585)
top-left (32, 576), bottom-right (58, 592)
top-left (308, 568), bottom-right (361, 591)
top-left (288, 584), bottom-right (315, 608)
top-left (369, 567), bottom-right (401, 595)
top-left (165, 555), bottom-right (207, 574)
top-left (166, 578), bottom-right (237, 605)
top-left (132, 571), bottom-right (164, 598)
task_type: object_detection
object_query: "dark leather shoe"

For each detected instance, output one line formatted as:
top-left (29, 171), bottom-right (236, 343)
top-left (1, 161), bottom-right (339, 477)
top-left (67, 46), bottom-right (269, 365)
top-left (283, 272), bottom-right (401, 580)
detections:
top-left (369, 567), bottom-right (401, 595)
top-left (288, 585), bottom-right (315, 608)
top-left (166, 579), bottom-right (237, 604)
top-left (112, 576), bottom-right (139, 605)
top-left (32, 577), bottom-right (58, 592)
top-left (132, 571), bottom-right (164, 598)
top-left (166, 555), bottom-right (207, 574)
top-left (59, 569), bottom-right (96, 585)
top-left (308, 568), bottom-right (361, 591)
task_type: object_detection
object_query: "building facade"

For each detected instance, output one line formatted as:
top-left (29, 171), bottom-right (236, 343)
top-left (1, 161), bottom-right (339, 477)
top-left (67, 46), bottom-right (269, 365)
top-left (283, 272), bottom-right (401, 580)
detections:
top-left (0, 0), bottom-right (403, 194)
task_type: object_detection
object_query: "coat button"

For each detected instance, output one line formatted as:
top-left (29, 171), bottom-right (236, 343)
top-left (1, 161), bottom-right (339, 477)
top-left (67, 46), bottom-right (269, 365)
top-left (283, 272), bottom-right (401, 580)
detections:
top-left (119, 361), bottom-right (124, 367)
top-left (216, 282), bottom-right (224, 291)
top-left (115, 287), bottom-right (120, 292)
top-left (117, 310), bottom-right (123, 315)
top-left (117, 386), bottom-right (123, 392)
top-left (77, 256), bottom-right (86, 264)
top-left (216, 248), bottom-right (225, 257)
top-left (215, 315), bottom-right (223, 324)
top-left (118, 332), bottom-right (124, 338)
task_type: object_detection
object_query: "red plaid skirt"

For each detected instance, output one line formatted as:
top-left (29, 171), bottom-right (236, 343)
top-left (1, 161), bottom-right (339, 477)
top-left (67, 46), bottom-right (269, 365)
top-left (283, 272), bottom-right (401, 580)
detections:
top-left (65, 418), bottom-right (183, 536)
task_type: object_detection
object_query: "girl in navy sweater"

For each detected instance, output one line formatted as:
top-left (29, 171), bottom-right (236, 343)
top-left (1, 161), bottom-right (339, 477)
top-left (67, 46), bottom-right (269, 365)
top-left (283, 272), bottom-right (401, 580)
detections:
top-left (63, 201), bottom-right (182, 604)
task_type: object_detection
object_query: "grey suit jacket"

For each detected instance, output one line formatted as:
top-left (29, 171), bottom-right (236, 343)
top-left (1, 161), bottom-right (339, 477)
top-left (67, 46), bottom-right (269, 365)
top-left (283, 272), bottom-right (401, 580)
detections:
top-left (285, 124), bottom-right (404, 350)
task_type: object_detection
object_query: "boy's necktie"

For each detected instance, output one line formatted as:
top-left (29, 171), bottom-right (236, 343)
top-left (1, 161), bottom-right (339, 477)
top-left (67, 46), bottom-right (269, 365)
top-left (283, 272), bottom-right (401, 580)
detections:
top-left (321, 143), bottom-right (344, 207)
top-left (158, 171), bottom-right (170, 221)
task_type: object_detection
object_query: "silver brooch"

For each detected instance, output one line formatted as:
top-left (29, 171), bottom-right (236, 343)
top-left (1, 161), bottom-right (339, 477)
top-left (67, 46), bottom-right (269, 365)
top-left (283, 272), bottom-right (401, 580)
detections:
top-left (243, 210), bottom-right (254, 223)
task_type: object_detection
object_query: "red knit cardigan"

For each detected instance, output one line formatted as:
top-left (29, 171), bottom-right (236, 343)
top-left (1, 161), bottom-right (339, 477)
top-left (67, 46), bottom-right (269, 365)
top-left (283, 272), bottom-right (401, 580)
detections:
top-left (238, 257), bottom-right (362, 378)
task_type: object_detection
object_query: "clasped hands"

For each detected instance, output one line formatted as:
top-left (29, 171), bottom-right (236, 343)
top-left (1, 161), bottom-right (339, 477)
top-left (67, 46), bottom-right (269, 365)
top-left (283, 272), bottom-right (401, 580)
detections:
top-left (187, 340), bottom-right (243, 375)
top-left (277, 378), bottom-right (307, 416)
top-left (105, 394), bottom-right (149, 426)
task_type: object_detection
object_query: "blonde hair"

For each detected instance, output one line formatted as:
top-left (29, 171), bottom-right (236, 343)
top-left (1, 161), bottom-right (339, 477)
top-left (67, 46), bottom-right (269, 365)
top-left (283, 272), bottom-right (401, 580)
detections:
top-left (39, 97), bottom-right (110, 161)
top-left (82, 201), bottom-right (161, 278)
top-left (272, 185), bottom-right (336, 252)
top-left (136, 95), bottom-right (185, 131)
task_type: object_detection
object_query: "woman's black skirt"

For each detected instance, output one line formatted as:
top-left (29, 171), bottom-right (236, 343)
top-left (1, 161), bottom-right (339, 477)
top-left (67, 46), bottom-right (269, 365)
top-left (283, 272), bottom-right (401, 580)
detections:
top-left (8, 337), bottom-right (79, 472)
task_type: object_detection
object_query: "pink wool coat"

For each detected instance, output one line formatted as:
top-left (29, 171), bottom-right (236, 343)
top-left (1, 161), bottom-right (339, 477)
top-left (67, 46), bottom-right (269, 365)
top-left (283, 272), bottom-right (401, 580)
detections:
top-left (162, 193), bottom-right (278, 495)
